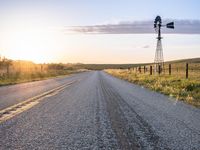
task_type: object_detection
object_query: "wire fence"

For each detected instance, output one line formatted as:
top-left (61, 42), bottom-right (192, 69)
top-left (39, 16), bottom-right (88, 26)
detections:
top-left (130, 62), bottom-right (200, 80)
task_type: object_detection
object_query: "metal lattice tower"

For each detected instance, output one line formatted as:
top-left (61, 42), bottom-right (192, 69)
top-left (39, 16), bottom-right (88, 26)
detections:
top-left (154, 16), bottom-right (174, 73)
top-left (154, 39), bottom-right (164, 71)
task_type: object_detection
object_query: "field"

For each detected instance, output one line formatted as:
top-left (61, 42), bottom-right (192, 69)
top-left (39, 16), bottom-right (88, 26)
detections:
top-left (105, 59), bottom-right (200, 108)
top-left (0, 59), bottom-right (84, 86)
top-left (0, 70), bottom-right (81, 86)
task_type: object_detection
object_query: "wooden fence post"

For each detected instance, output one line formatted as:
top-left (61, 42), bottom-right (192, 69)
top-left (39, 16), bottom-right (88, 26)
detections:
top-left (169, 64), bottom-right (171, 75)
top-left (158, 65), bottom-right (161, 75)
top-left (186, 63), bottom-right (188, 79)
top-left (6, 64), bottom-right (9, 76)
top-left (144, 66), bottom-right (146, 73)
top-left (150, 66), bottom-right (152, 75)
top-left (41, 65), bottom-right (43, 72)
top-left (139, 66), bottom-right (141, 73)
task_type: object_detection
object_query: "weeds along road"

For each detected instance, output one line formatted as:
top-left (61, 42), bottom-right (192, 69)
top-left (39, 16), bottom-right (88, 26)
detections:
top-left (0, 71), bottom-right (200, 149)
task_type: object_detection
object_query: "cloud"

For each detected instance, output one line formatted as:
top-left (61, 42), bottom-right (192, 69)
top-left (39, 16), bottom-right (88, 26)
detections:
top-left (64, 20), bottom-right (200, 34)
top-left (143, 45), bottom-right (150, 48)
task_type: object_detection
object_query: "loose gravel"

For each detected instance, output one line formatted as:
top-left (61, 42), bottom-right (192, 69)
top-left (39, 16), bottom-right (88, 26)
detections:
top-left (0, 71), bottom-right (200, 149)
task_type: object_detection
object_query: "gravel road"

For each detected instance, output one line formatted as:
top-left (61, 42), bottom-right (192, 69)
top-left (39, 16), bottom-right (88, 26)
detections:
top-left (0, 72), bottom-right (89, 110)
top-left (0, 71), bottom-right (200, 149)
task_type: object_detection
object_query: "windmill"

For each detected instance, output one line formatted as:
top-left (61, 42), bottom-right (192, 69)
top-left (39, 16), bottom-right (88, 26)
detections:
top-left (154, 16), bottom-right (174, 73)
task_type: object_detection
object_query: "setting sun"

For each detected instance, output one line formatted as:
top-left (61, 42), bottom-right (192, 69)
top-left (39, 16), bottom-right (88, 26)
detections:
top-left (0, 0), bottom-right (199, 64)
top-left (1, 26), bottom-right (64, 63)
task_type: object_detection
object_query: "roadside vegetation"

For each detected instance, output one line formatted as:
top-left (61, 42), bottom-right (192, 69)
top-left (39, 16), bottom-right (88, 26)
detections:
top-left (0, 57), bottom-right (85, 86)
top-left (105, 68), bottom-right (200, 108)
top-left (0, 70), bottom-right (78, 86)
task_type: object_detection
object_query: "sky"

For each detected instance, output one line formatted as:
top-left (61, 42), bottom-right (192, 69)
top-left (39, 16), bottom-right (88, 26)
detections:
top-left (0, 0), bottom-right (200, 63)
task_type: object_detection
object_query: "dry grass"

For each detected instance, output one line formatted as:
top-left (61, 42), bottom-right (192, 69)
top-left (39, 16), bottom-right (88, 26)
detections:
top-left (0, 59), bottom-right (84, 86)
top-left (105, 69), bottom-right (200, 108)
top-left (0, 70), bottom-right (79, 86)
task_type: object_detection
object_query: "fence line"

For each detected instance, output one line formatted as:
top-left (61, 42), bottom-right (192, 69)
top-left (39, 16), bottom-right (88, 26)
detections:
top-left (130, 62), bottom-right (200, 79)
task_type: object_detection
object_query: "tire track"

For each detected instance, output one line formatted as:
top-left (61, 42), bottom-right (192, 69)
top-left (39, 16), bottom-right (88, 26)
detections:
top-left (99, 76), bottom-right (140, 150)
top-left (95, 73), bottom-right (119, 149)
top-left (99, 73), bottom-right (169, 149)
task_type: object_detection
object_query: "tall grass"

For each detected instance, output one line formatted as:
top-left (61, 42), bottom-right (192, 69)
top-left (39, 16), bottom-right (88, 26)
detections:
top-left (0, 70), bottom-right (77, 86)
top-left (105, 69), bottom-right (200, 108)
top-left (0, 59), bottom-right (82, 86)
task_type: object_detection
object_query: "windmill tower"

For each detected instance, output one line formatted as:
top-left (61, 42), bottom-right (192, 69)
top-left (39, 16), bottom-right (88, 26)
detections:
top-left (154, 16), bottom-right (174, 72)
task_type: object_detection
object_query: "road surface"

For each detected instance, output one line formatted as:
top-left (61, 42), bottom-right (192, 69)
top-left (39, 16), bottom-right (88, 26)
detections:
top-left (0, 72), bottom-right (89, 110)
top-left (0, 71), bottom-right (200, 149)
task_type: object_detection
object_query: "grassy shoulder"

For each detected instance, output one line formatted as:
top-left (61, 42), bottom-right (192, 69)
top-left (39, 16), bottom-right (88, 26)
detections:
top-left (0, 70), bottom-right (82, 86)
top-left (105, 69), bottom-right (200, 108)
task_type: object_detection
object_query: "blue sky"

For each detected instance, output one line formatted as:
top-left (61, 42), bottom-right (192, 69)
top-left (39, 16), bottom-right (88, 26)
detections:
top-left (0, 0), bottom-right (199, 26)
top-left (0, 0), bottom-right (199, 63)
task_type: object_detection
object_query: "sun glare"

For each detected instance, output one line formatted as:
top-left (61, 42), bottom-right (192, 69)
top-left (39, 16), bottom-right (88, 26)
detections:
top-left (1, 26), bottom-right (64, 63)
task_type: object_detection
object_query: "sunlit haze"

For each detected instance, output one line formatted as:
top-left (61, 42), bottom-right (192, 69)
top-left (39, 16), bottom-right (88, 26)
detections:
top-left (0, 0), bottom-right (200, 63)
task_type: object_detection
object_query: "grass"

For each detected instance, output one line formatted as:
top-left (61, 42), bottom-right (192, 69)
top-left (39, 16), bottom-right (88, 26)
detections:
top-left (105, 69), bottom-right (200, 108)
top-left (0, 70), bottom-right (81, 86)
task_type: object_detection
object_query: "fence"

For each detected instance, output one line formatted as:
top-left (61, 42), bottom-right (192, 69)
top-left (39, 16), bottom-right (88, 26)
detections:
top-left (130, 62), bottom-right (200, 79)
